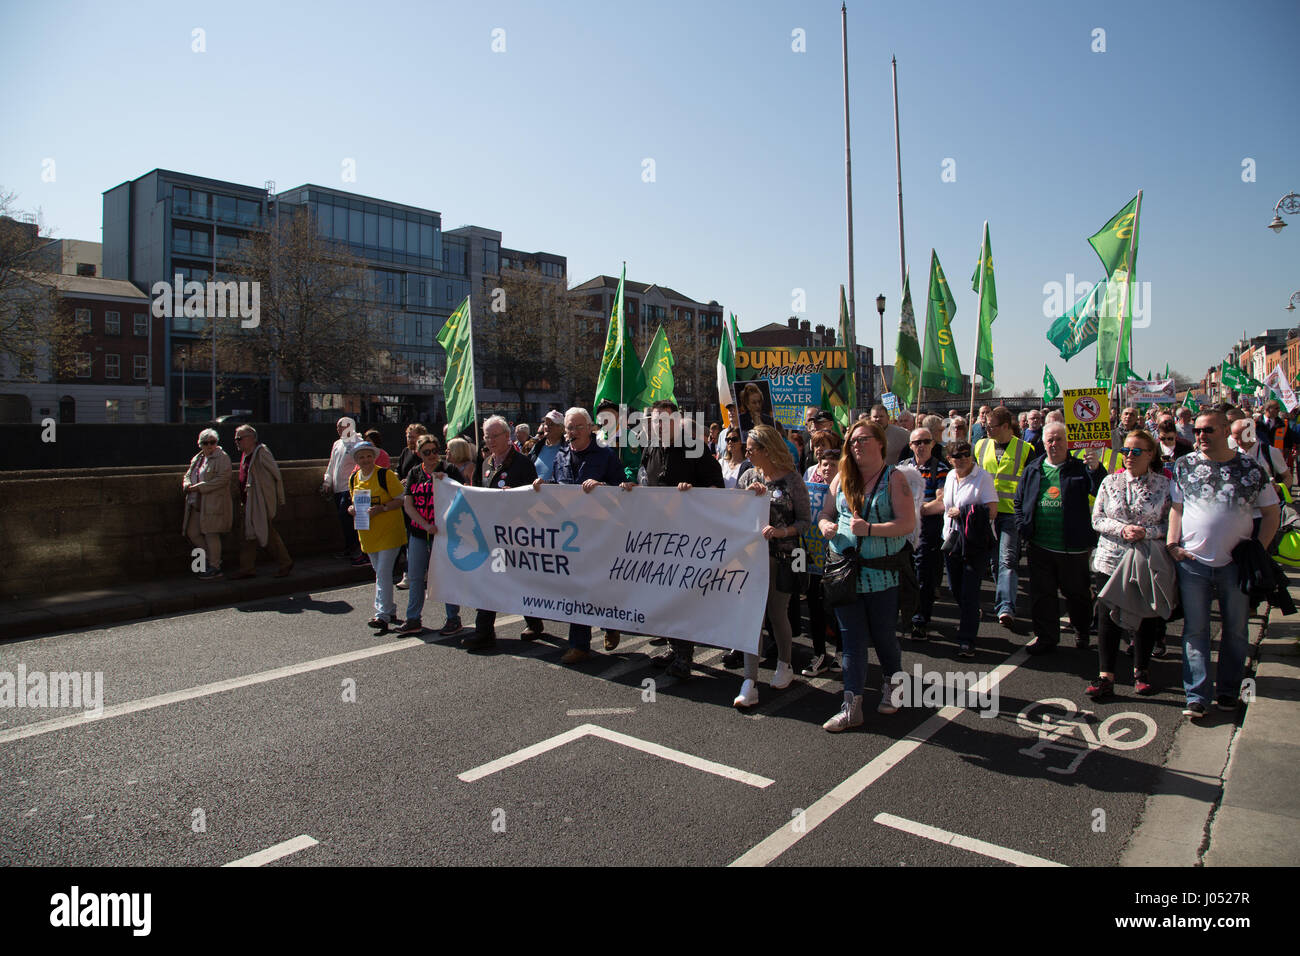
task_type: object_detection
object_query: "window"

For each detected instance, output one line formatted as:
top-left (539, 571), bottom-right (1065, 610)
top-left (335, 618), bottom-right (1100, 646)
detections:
top-left (133, 399), bottom-right (148, 422)
top-left (104, 399), bottom-right (119, 424)
top-left (105, 311), bottom-right (120, 335)
top-left (76, 262), bottom-right (96, 277)
top-left (379, 214), bottom-right (393, 250)
top-left (316, 202), bottom-right (333, 238)
top-left (407, 221), bottom-right (419, 257)
top-left (483, 238), bottom-right (499, 275)
top-left (76, 353), bottom-right (91, 378)
top-left (237, 198), bottom-right (260, 227)
top-left (365, 211), bottom-right (378, 247)
top-left (134, 355), bottom-right (148, 380)
top-left (76, 308), bottom-right (92, 334)
top-left (134, 314), bottom-right (148, 337)
top-left (214, 195), bottom-right (237, 223)
top-left (350, 208), bottom-right (363, 245)
top-left (105, 354), bottom-right (120, 379)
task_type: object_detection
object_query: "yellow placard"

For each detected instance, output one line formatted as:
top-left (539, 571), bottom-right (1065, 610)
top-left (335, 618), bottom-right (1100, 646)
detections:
top-left (1064, 388), bottom-right (1111, 449)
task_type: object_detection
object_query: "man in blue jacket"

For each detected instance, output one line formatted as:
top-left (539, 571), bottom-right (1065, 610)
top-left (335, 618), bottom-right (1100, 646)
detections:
top-left (532, 407), bottom-right (626, 663)
top-left (1014, 422), bottom-right (1106, 654)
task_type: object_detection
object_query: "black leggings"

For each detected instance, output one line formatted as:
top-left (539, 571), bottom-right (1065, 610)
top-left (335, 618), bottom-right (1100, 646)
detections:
top-left (1098, 611), bottom-right (1163, 674)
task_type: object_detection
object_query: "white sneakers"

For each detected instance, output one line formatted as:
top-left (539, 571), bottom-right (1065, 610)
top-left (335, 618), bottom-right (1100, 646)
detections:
top-left (823, 692), bottom-right (864, 732)
top-left (877, 676), bottom-right (905, 714)
top-left (770, 661), bottom-right (795, 690)
top-left (733, 679), bottom-right (759, 709)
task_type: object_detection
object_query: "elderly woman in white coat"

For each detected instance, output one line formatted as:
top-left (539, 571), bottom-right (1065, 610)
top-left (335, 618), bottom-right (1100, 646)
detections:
top-left (183, 428), bottom-right (232, 580)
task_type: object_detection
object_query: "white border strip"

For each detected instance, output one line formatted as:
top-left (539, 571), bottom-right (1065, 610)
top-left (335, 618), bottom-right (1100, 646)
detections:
top-left (459, 723), bottom-right (774, 788)
top-left (874, 813), bottom-right (1066, 867)
top-left (222, 834), bottom-right (319, 867)
top-left (0, 639), bottom-right (424, 745)
top-left (730, 649), bottom-right (1025, 866)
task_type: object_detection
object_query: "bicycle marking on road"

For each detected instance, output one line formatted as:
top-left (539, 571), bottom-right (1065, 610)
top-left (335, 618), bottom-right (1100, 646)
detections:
top-left (458, 722), bottom-right (774, 788)
top-left (222, 834), bottom-right (319, 867)
top-left (873, 813), bottom-right (1066, 867)
top-left (1015, 697), bottom-right (1158, 775)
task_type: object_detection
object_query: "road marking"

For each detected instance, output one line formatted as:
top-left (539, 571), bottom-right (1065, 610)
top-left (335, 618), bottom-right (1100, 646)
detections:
top-left (458, 723), bottom-right (774, 788)
top-left (0, 639), bottom-right (425, 745)
top-left (730, 649), bottom-right (1026, 867)
top-left (565, 707), bottom-right (636, 716)
top-left (222, 834), bottom-right (319, 867)
top-left (873, 813), bottom-right (1066, 867)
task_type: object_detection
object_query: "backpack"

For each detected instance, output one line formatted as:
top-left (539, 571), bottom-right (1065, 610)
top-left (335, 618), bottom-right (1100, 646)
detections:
top-left (349, 466), bottom-right (395, 501)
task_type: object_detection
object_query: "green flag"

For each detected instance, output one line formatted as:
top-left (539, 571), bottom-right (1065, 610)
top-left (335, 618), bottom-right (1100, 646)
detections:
top-left (1046, 280), bottom-right (1103, 361)
top-left (892, 269), bottom-right (922, 409)
top-left (1089, 194), bottom-right (1140, 277)
top-left (921, 250), bottom-right (962, 394)
top-left (971, 222), bottom-right (997, 393)
top-left (1221, 363), bottom-right (1251, 393)
top-left (1044, 365), bottom-right (1060, 404)
top-left (1184, 389), bottom-right (1199, 413)
top-left (730, 313), bottom-right (744, 350)
top-left (1164, 362), bottom-right (1170, 381)
top-left (1091, 194), bottom-right (1141, 388)
top-left (436, 296), bottom-right (476, 440)
top-left (638, 324), bottom-right (675, 407)
top-left (837, 285), bottom-right (856, 427)
top-left (593, 265), bottom-right (646, 410)
top-left (716, 315), bottom-right (737, 424)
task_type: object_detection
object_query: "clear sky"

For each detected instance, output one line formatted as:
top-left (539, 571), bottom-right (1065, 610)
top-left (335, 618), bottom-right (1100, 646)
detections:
top-left (3, 0), bottom-right (1298, 393)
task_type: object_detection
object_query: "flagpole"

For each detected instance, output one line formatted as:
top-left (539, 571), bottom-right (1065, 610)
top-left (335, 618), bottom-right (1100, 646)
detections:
top-left (469, 294), bottom-right (480, 455)
top-left (969, 222), bottom-right (987, 424)
top-left (1109, 189), bottom-right (1142, 408)
top-left (841, 2), bottom-right (858, 409)
top-left (892, 56), bottom-right (906, 294)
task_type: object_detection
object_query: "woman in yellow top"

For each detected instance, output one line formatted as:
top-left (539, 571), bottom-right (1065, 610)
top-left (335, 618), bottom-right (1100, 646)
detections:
top-left (347, 441), bottom-right (408, 633)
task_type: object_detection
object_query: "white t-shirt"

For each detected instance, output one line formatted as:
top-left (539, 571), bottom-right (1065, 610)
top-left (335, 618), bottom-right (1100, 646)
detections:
top-left (720, 458), bottom-right (749, 489)
top-left (941, 464), bottom-right (998, 540)
top-left (1239, 442), bottom-right (1287, 517)
top-left (1170, 451), bottom-right (1279, 567)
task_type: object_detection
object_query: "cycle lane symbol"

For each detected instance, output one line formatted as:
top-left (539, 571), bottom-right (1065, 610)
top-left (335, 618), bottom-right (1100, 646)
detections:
top-left (1015, 697), bottom-right (1158, 776)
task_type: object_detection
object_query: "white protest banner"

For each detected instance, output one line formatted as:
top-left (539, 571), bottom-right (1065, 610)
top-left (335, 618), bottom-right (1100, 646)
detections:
top-left (1124, 379), bottom-right (1176, 405)
top-left (428, 484), bottom-right (769, 653)
top-left (1263, 366), bottom-right (1299, 412)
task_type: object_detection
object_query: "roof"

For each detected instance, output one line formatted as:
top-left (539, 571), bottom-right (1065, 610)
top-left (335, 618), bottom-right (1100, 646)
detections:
top-left (21, 271), bottom-right (149, 300)
top-left (569, 274), bottom-right (713, 306)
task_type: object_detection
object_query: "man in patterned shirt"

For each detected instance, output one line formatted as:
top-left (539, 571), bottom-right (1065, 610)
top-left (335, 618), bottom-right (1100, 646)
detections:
top-left (1167, 410), bottom-right (1280, 719)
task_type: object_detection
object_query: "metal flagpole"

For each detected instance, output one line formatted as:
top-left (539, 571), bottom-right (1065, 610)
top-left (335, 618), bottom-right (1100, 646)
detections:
top-left (969, 223), bottom-right (987, 424)
top-left (841, 3), bottom-right (858, 413)
top-left (469, 294), bottom-right (480, 455)
top-left (892, 56), bottom-right (906, 294)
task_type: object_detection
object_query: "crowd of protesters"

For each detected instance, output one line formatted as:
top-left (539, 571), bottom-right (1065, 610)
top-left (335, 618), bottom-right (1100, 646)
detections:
top-left (183, 393), bottom-right (1297, 730)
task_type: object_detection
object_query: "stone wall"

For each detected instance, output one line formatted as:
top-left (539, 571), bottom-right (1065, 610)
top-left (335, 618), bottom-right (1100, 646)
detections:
top-left (0, 460), bottom-right (347, 600)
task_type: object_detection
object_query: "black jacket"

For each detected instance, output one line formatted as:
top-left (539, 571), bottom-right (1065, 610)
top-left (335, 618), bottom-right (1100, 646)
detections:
top-left (1014, 455), bottom-right (1105, 550)
top-left (550, 441), bottom-right (624, 486)
top-left (481, 446), bottom-right (537, 490)
top-left (640, 444), bottom-right (725, 489)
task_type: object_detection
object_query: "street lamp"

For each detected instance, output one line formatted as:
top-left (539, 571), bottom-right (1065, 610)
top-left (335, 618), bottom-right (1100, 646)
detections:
top-left (179, 346), bottom-right (187, 422)
top-left (1268, 192), bottom-right (1299, 233)
top-left (875, 293), bottom-right (886, 404)
top-left (1287, 291), bottom-right (1300, 312)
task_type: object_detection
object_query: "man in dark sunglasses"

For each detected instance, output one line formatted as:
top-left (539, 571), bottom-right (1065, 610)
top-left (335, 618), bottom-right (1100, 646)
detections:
top-left (1168, 410), bottom-right (1280, 719)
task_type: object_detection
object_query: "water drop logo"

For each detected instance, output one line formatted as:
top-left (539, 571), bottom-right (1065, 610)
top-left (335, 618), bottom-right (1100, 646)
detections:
top-left (446, 491), bottom-right (490, 571)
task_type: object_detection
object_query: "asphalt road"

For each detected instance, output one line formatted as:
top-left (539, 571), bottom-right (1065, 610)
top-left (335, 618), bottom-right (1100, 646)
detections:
top-left (0, 575), bottom-right (1229, 868)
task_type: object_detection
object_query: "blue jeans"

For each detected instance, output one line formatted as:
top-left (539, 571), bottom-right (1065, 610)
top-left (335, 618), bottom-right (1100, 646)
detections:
top-left (404, 535), bottom-right (431, 622)
top-left (993, 512), bottom-right (1020, 618)
top-left (833, 587), bottom-right (901, 697)
top-left (1177, 559), bottom-right (1250, 705)
top-left (946, 549), bottom-right (986, 645)
top-left (367, 546), bottom-right (401, 622)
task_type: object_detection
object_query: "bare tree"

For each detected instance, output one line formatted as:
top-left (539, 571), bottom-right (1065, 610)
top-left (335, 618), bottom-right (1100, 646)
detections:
top-left (0, 190), bottom-right (75, 382)
top-left (477, 265), bottom-right (580, 411)
top-left (230, 208), bottom-right (371, 422)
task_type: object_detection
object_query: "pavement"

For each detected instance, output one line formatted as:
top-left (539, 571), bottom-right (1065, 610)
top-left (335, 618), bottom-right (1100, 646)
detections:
top-left (1, 559), bottom-right (1296, 867)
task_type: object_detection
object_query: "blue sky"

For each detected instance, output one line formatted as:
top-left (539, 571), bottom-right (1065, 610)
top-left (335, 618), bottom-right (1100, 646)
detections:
top-left (3, 0), bottom-right (1298, 393)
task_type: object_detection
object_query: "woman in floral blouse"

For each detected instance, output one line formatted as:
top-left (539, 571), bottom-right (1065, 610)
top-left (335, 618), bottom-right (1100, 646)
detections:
top-left (1089, 428), bottom-right (1171, 698)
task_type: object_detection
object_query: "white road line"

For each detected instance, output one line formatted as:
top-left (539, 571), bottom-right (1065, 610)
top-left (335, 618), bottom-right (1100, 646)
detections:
top-left (565, 707), bottom-right (636, 716)
top-left (873, 813), bottom-right (1066, 867)
top-left (458, 723), bottom-right (774, 788)
top-left (730, 649), bottom-right (1026, 867)
top-left (222, 834), bottom-right (319, 867)
top-left (0, 639), bottom-right (424, 746)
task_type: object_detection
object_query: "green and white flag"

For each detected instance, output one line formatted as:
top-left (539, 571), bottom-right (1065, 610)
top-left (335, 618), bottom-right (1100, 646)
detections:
top-left (921, 250), bottom-right (962, 394)
top-left (1221, 363), bottom-right (1251, 393)
top-left (892, 269), bottom-right (922, 409)
top-left (837, 285), bottom-right (856, 429)
top-left (1091, 193), bottom-right (1141, 388)
top-left (717, 311), bottom-right (738, 425)
top-left (1044, 364), bottom-right (1061, 404)
top-left (436, 296), bottom-right (476, 440)
top-left (594, 265), bottom-right (646, 410)
top-left (970, 222), bottom-right (997, 393)
top-left (1046, 280), bottom-right (1102, 361)
top-left (638, 324), bottom-right (676, 407)
top-left (1184, 389), bottom-right (1199, 413)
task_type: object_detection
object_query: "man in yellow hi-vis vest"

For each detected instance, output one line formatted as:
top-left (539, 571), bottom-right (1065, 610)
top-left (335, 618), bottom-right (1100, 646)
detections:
top-left (974, 407), bottom-right (1037, 627)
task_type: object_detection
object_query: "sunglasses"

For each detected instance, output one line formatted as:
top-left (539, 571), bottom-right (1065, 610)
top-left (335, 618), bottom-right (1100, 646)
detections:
top-left (910, 439), bottom-right (932, 446)
top-left (726, 436), bottom-right (740, 443)
top-left (1193, 427), bottom-right (1216, 434)
top-left (849, 436), bottom-right (875, 446)
top-left (419, 448), bottom-right (438, 456)
top-left (200, 439), bottom-right (217, 445)
top-left (949, 451), bottom-right (971, 460)
top-left (1121, 447), bottom-right (1148, 457)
